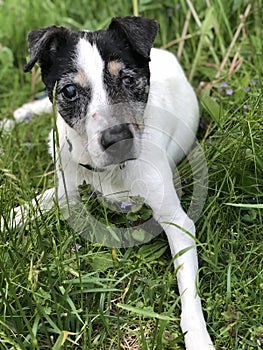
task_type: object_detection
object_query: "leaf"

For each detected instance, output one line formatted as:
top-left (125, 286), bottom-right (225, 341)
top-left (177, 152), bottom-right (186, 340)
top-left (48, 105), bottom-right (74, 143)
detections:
top-left (52, 330), bottom-right (75, 350)
top-left (201, 95), bottom-right (222, 125)
top-left (131, 229), bottom-right (146, 242)
top-left (117, 303), bottom-right (177, 321)
top-left (225, 203), bottom-right (263, 209)
top-left (127, 212), bottom-right (139, 221)
top-left (140, 207), bottom-right (153, 221)
top-left (91, 252), bottom-right (114, 271)
top-left (137, 239), bottom-right (168, 261)
top-left (201, 7), bottom-right (215, 36)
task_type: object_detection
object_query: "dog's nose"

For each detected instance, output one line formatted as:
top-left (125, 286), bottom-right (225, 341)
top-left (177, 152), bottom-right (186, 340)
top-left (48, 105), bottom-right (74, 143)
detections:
top-left (101, 124), bottom-right (133, 151)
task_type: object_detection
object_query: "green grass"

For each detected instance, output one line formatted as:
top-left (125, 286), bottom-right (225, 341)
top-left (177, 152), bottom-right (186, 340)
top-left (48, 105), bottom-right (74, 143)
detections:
top-left (0, 0), bottom-right (262, 349)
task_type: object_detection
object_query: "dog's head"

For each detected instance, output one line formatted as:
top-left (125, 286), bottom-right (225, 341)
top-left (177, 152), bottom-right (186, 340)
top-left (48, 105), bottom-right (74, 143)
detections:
top-left (24, 16), bottom-right (159, 167)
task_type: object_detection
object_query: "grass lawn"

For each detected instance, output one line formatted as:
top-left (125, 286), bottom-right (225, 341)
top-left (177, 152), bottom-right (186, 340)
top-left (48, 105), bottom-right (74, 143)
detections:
top-left (0, 0), bottom-right (262, 349)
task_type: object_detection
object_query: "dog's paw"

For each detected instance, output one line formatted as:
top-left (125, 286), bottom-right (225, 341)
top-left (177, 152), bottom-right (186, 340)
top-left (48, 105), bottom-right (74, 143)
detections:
top-left (14, 97), bottom-right (52, 122)
top-left (184, 329), bottom-right (215, 350)
top-left (0, 107), bottom-right (34, 133)
top-left (0, 118), bottom-right (16, 132)
top-left (13, 106), bottom-right (34, 123)
top-left (0, 97), bottom-right (52, 133)
top-left (0, 106), bottom-right (34, 133)
top-left (1, 206), bottom-right (27, 231)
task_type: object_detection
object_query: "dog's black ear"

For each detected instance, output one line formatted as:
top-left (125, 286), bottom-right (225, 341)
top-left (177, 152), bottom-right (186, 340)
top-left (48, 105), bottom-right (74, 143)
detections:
top-left (24, 26), bottom-right (71, 73)
top-left (108, 16), bottom-right (159, 60)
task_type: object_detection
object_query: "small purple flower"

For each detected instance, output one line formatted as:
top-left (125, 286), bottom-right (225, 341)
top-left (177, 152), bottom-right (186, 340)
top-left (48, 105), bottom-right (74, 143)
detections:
top-left (71, 245), bottom-right (82, 252)
top-left (221, 82), bottom-right (228, 88)
top-left (243, 104), bottom-right (249, 110)
top-left (259, 337), bottom-right (263, 343)
top-left (24, 113), bottom-right (33, 124)
top-left (252, 79), bottom-right (257, 86)
top-left (243, 86), bottom-right (251, 92)
top-left (226, 89), bottom-right (234, 95)
top-left (120, 201), bottom-right (133, 209)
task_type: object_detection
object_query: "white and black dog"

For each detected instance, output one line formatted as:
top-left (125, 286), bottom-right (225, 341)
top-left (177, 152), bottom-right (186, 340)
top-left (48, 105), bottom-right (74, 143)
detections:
top-left (8, 16), bottom-right (215, 349)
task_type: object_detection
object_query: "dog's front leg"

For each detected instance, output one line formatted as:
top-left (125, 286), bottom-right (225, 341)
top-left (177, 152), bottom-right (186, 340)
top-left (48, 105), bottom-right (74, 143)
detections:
top-left (0, 97), bottom-right (52, 131)
top-left (126, 158), bottom-right (214, 349)
top-left (1, 187), bottom-right (55, 230)
top-left (163, 211), bottom-right (214, 350)
top-left (13, 97), bottom-right (52, 123)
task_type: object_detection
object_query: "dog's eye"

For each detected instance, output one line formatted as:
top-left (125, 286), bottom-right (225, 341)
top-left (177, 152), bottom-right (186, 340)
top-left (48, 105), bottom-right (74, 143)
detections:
top-left (121, 75), bottom-right (134, 86)
top-left (62, 85), bottom-right (77, 100)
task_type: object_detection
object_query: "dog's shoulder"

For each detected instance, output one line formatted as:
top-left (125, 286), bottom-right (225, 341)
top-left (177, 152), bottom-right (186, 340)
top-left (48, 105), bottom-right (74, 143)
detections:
top-left (149, 48), bottom-right (186, 83)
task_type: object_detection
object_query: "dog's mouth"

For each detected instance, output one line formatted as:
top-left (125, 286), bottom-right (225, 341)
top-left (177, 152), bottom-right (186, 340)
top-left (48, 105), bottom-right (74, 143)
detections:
top-left (79, 156), bottom-right (137, 173)
top-left (79, 162), bottom-right (106, 172)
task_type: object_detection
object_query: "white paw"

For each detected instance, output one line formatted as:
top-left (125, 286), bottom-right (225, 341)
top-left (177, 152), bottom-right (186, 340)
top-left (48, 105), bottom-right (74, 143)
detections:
top-left (1, 188), bottom-right (55, 231)
top-left (14, 98), bottom-right (52, 120)
top-left (0, 118), bottom-right (15, 132)
top-left (13, 106), bottom-right (34, 123)
top-left (1, 97), bottom-right (53, 132)
top-left (0, 107), bottom-right (33, 133)
top-left (184, 329), bottom-right (215, 350)
top-left (1, 206), bottom-right (27, 231)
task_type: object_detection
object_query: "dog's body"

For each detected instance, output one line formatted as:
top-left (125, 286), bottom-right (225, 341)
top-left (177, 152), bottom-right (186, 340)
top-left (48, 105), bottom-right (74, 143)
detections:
top-left (8, 17), bottom-right (214, 349)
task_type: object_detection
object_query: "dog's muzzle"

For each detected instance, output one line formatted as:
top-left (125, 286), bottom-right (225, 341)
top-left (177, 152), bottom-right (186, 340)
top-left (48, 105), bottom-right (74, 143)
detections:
top-left (100, 123), bottom-right (135, 163)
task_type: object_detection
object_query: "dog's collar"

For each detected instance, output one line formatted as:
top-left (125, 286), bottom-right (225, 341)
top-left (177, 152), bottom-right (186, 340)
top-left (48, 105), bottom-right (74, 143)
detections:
top-left (79, 163), bottom-right (106, 172)
top-left (79, 162), bottom-right (127, 172)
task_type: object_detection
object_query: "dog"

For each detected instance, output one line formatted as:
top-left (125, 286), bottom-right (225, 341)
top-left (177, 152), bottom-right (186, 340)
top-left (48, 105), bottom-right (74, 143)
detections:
top-left (6, 16), bottom-right (215, 349)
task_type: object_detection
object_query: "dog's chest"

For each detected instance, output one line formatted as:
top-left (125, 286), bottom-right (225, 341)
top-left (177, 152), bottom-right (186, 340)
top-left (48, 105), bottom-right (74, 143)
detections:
top-left (80, 164), bottom-right (131, 202)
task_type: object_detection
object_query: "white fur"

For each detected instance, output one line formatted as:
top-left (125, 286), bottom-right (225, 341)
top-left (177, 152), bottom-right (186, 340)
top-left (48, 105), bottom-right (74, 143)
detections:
top-left (76, 38), bottom-right (108, 115)
top-left (4, 47), bottom-right (214, 349)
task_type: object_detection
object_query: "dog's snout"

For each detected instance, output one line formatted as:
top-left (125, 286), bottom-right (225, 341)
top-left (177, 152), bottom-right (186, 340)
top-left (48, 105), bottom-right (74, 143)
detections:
top-left (101, 124), bottom-right (133, 150)
top-left (100, 124), bottom-right (136, 163)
